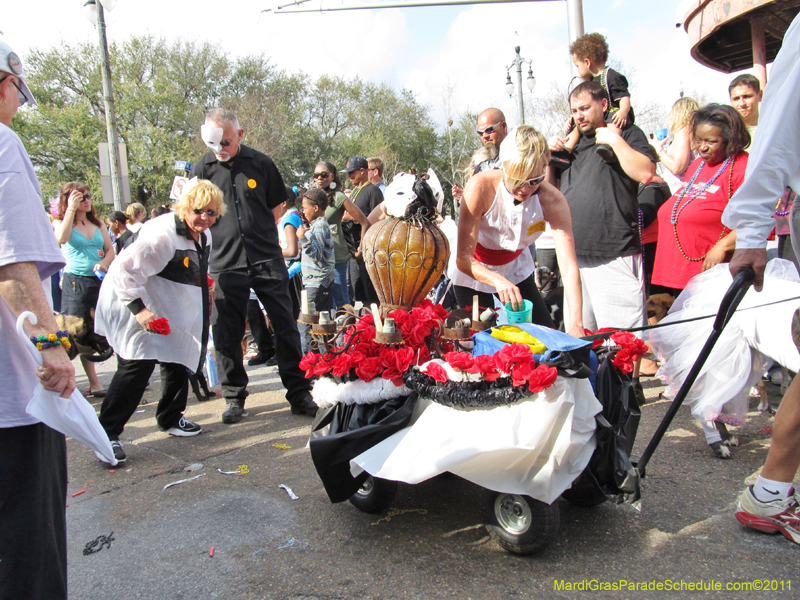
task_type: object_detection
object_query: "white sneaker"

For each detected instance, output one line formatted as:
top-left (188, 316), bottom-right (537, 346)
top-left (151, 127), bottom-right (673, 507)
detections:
top-left (735, 486), bottom-right (800, 545)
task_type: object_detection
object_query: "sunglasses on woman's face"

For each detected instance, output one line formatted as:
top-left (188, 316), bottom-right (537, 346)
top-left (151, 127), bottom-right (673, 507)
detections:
top-left (522, 174), bottom-right (546, 187)
top-left (313, 171), bottom-right (331, 179)
top-left (192, 208), bottom-right (218, 217)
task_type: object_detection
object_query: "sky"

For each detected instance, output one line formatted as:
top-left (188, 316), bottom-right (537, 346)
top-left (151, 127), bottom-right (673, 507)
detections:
top-left (4, 0), bottom-right (755, 133)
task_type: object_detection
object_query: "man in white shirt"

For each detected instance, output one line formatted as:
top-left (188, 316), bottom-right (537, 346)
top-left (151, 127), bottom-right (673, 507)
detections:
top-left (724, 13), bottom-right (800, 546)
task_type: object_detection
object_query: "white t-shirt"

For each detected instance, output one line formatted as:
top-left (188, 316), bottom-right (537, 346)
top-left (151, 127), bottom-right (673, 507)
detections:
top-left (448, 179), bottom-right (545, 293)
top-left (0, 124), bottom-right (66, 428)
top-left (723, 13), bottom-right (800, 246)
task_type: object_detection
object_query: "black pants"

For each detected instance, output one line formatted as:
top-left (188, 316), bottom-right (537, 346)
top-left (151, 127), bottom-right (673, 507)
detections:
top-left (355, 256), bottom-right (379, 305)
top-left (288, 274), bottom-right (302, 321)
top-left (247, 298), bottom-right (274, 355)
top-left (212, 261), bottom-right (310, 404)
top-left (0, 423), bottom-right (67, 600)
top-left (99, 357), bottom-right (189, 438)
top-left (454, 272), bottom-right (555, 329)
top-left (300, 281), bottom-right (333, 353)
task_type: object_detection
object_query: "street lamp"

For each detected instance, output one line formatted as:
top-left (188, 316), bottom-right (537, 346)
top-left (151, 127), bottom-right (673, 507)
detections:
top-left (505, 46), bottom-right (536, 125)
top-left (84, 0), bottom-right (124, 211)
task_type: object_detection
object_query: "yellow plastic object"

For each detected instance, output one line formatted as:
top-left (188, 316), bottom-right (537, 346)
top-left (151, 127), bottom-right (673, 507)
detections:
top-left (490, 326), bottom-right (547, 354)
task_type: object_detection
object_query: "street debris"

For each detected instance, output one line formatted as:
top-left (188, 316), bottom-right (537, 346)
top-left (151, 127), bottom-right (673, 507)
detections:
top-left (209, 546), bottom-right (215, 558)
top-left (71, 490), bottom-right (85, 497)
top-left (371, 508), bottom-right (427, 526)
top-left (163, 473), bottom-right (205, 490)
top-left (276, 537), bottom-right (308, 549)
top-left (217, 464), bottom-right (249, 475)
top-left (83, 532), bottom-right (115, 555)
top-left (271, 443), bottom-right (292, 450)
top-left (184, 463), bottom-right (204, 472)
top-left (279, 484), bottom-right (299, 500)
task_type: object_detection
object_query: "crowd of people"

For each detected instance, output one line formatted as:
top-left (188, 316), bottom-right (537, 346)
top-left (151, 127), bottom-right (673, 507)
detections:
top-left (4, 20), bottom-right (800, 599)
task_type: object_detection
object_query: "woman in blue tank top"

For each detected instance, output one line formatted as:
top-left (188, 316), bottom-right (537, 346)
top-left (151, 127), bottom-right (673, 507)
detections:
top-left (53, 181), bottom-right (115, 396)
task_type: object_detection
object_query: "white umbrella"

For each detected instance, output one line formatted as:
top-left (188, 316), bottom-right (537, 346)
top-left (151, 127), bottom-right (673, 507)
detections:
top-left (16, 311), bottom-right (117, 465)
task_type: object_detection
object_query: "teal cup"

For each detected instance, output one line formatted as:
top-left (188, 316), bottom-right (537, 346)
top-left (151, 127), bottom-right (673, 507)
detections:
top-left (505, 299), bottom-right (533, 324)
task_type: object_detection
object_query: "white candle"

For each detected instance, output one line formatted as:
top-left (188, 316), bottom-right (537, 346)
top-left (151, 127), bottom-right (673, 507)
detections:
top-left (480, 308), bottom-right (496, 323)
top-left (472, 295), bottom-right (479, 322)
top-left (301, 290), bottom-right (309, 315)
top-left (319, 312), bottom-right (331, 325)
top-left (371, 303), bottom-right (383, 331)
top-left (307, 301), bottom-right (317, 315)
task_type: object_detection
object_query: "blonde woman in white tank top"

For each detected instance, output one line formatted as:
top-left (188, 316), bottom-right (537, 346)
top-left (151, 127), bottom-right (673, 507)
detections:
top-left (451, 126), bottom-right (585, 338)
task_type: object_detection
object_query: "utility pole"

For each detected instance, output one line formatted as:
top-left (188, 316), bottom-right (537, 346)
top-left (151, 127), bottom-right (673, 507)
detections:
top-left (95, 2), bottom-right (124, 211)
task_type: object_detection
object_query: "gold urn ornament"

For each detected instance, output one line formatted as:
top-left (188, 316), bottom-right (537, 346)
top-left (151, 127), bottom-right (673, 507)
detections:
top-left (360, 176), bottom-right (450, 312)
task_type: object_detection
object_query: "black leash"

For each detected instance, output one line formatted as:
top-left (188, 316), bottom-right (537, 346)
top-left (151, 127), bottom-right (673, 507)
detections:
top-left (580, 294), bottom-right (800, 343)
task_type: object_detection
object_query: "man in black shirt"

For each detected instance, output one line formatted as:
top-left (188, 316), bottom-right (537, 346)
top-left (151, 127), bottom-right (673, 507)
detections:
top-left (344, 156), bottom-right (383, 304)
top-left (551, 81), bottom-right (656, 332)
top-left (191, 108), bottom-right (316, 422)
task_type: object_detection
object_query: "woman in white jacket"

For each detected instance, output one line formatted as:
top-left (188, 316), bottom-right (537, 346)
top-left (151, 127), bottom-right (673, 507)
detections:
top-left (95, 180), bottom-right (225, 463)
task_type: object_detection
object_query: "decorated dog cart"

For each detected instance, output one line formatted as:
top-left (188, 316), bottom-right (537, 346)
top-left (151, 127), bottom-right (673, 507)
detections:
top-left (302, 176), bottom-right (647, 555)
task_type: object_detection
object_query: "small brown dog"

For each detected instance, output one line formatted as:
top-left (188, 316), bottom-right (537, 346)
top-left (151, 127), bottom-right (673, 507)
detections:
top-left (640, 294), bottom-right (675, 376)
top-left (646, 293), bottom-right (675, 325)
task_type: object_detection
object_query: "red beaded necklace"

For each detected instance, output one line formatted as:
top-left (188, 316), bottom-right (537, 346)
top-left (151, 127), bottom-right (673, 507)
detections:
top-left (671, 156), bottom-right (735, 262)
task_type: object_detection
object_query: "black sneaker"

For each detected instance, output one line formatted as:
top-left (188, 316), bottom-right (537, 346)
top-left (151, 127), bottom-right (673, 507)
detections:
top-left (247, 351), bottom-right (274, 366)
top-left (222, 399), bottom-right (246, 424)
top-left (95, 439), bottom-right (127, 464)
top-left (166, 416), bottom-right (202, 437)
top-left (290, 392), bottom-right (318, 417)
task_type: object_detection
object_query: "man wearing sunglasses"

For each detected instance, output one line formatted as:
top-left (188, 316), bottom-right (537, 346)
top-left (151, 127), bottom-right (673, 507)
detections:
top-left (551, 80), bottom-right (655, 334)
top-left (343, 156), bottom-right (383, 305)
top-left (452, 108), bottom-right (508, 203)
top-left (191, 109), bottom-right (317, 424)
top-left (0, 40), bottom-right (71, 600)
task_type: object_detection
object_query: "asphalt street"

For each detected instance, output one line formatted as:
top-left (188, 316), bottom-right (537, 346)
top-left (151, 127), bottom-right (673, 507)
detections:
top-left (63, 358), bottom-right (797, 600)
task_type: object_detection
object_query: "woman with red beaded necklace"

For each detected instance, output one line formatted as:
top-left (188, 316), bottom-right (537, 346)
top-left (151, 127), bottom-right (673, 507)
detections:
top-left (651, 104), bottom-right (750, 295)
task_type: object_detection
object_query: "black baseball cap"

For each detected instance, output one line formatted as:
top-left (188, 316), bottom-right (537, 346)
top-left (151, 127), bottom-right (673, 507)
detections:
top-left (343, 156), bottom-right (368, 173)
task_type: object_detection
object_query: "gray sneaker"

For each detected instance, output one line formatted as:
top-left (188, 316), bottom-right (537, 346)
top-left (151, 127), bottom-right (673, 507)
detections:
top-left (95, 439), bottom-right (127, 464)
top-left (222, 399), bottom-right (246, 424)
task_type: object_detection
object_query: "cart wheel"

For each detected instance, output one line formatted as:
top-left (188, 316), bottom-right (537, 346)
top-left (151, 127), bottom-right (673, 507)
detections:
top-left (481, 490), bottom-right (560, 555)
top-left (561, 473), bottom-right (607, 507)
top-left (348, 476), bottom-right (398, 514)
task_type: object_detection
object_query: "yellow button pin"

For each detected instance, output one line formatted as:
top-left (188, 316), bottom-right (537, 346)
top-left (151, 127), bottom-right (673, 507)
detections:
top-left (247, 179), bottom-right (257, 189)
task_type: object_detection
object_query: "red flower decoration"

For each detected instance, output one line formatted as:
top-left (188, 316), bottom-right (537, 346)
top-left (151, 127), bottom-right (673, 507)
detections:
top-left (424, 362), bottom-right (449, 383)
top-left (330, 353), bottom-right (353, 377)
top-left (510, 359), bottom-right (534, 387)
top-left (444, 351), bottom-right (479, 373)
top-left (495, 343), bottom-right (532, 372)
top-left (527, 364), bottom-right (558, 393)
top-left (474, 354), bottom-right (501, 382)
top-left (387, 309), bottom-right (411, 330)
top-left (394, 347), bottom-right (416, 374)
top-left (611, 331), bottom-right (648, 361)
top-left (355, 356), bottom-right (383, 382)
top-left (612, 348), bottom-right (635, 374)
top-left (311, 356), bottom-right (331, 377)
top-left (584, 327), bottom-right (618, 349)
top-left (416, 344), bottom-right (431, 366)
top-left (299, 351), bottom-right (319, 378)
top-left (148, 318), bottom-right (171, 335)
